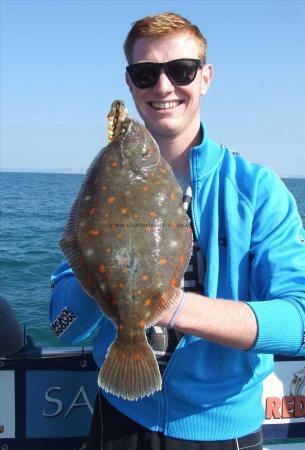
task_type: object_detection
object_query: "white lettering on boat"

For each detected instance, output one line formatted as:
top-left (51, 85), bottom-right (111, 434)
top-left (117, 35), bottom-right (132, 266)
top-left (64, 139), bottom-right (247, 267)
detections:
top-left (43, 386), bottom-right (93, 417)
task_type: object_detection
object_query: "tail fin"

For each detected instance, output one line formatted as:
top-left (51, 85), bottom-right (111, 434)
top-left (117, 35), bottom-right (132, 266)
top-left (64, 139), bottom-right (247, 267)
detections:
top-left (98, 339), bottom-right (162, 401)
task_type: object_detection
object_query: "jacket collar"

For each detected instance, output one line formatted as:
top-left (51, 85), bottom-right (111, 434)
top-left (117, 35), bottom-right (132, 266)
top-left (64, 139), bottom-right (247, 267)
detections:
top-left (190, 122), bottom-right (225, 180)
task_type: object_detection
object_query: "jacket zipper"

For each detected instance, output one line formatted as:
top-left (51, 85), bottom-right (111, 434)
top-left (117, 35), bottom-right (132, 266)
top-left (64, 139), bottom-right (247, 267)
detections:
top-left (189, 147), bottom-right (200, 243)
top-left (159, 147), bottom-right (199, 432)
top-left (158, 335), bottom-right (186, 433)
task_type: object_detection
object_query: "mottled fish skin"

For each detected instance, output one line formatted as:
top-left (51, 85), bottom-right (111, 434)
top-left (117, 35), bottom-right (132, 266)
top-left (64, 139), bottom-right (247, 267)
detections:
top-left (60, 100), bottom-right (193, 400)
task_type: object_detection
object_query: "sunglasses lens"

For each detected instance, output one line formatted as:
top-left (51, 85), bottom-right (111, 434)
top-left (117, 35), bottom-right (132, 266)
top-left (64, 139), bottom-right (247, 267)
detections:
top-left (127, 59), bottom-right (201, 89)
top-left (167, 60), bottom-right (199, 85)
top-left (129, 63), bottom-right (159, 89)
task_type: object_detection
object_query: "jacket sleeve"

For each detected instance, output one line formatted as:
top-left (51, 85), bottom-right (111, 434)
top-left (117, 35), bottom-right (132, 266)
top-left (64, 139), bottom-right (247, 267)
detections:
top-left (246, 169), bottom-right (305, 356)
top-left (49, 260), bottom-right (103, 344)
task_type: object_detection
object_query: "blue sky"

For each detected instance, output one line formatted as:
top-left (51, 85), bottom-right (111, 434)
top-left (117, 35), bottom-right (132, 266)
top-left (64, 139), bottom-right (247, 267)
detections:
top-left (1, 0), bottom-right (305, 176)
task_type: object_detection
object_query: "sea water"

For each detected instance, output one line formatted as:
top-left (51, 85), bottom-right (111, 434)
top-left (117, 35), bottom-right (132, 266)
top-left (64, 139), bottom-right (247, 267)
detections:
top-left (0, 172), bottom-right (304, 348)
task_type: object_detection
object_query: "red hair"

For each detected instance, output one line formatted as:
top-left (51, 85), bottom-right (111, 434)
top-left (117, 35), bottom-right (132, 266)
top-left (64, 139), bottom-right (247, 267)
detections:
top-left (124, 12), bottom-right (207, 64)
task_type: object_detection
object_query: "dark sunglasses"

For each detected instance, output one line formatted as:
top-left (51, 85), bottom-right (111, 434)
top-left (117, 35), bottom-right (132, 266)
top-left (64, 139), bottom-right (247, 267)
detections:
top-left (126, 58), bottom-right (203, 89)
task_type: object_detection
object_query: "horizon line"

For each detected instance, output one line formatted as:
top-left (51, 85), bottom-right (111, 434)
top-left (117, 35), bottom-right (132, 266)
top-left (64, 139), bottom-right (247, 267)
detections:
top-left (2, 168), bottom-right (305, 179)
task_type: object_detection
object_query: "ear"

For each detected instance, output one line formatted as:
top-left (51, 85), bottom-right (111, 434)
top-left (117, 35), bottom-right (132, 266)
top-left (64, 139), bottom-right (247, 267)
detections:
top-left (200, 64), bottom-right (213, 96)
top-left (126, 71), bottom-right (133, 94)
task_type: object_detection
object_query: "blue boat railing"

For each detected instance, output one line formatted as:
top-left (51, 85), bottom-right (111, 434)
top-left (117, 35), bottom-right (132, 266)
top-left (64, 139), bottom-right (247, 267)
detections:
top-left (0, 337), bottom-right (305, 450)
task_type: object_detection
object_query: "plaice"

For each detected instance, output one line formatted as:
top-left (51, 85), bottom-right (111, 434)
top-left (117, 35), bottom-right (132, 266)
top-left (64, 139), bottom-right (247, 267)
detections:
top-left (60, 100), bottom-right (193, 400)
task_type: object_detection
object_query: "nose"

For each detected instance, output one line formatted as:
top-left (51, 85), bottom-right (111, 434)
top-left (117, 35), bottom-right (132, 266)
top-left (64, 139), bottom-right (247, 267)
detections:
top-left (152, 69), bottom-right (175, 94)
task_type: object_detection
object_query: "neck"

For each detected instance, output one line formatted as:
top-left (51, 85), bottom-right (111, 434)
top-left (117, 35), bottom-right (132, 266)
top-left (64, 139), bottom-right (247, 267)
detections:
top-left (149, 123), bottom-right (202, 172)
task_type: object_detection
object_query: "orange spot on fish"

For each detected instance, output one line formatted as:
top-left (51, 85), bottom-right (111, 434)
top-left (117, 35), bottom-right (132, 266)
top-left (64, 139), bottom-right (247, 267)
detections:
top-left (106, 247), bottom-right (112, 253)
top-left (111, 161), bottom-right (118, 168)
top-left (89, 208), bottom-right (96, 215)
top-left (133, 213), bottom-right (139, 219)
top-left (160, 297), bottom-right (166, 306)
top-left (89, 229), bottom-right (100, 236)
top-left (121, 207), bottom-right (128, 215)
top-left (118, 282), bottom-right (125, 289)
top-left (99, 264), bottom-right (106, 273)
top-left (119, 324), bottom-right (124, 331)
top-left (120, 352), bottom-right (126, 361)
top-left (133, 352), bottom-right (141, 361)
top-left (170, 222), bottom-right (177, 228)
top-left (143, 185), bottom-right (149, 192)
top-left (142, 275), bottom-right (149, 281)
top-left (107, 196), bottom-right (116, 204)
top-left (155, 180), bottom-right (160, 185)
top-left (144, 298), bottom-right (152, 306)
top-left (160, 168), bottom-right (167, 174)
top-left (139, 320), bottom-right (145, 328)
top-left (149, 211), bottom-right (158, 218)
top-left (170, 193), bottom-right (176, 201)
top-left (179, 255), bottom-right (186, 264)
top-left (170, 278), bottom-right (178, 287)
top-left (101, 186), bottom-right (107, 191)
top-left (159, 258), bottom-right (168, 265)
top-left (136, 289), bottom-right (143, 295)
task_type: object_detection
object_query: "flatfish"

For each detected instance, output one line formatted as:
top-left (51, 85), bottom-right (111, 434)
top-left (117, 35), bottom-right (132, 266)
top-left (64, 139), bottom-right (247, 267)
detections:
top-left (60, 100), bottom-right (192, 400)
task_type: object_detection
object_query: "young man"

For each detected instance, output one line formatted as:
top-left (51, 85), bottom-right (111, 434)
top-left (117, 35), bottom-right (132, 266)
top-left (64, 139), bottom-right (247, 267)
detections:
top-left (50, 12), bottom-right (305, 450)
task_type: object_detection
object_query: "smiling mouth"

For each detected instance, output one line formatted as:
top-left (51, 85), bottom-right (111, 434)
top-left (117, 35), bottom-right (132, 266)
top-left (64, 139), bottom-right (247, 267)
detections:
top-left (149, 100), bottom-right (183, 110)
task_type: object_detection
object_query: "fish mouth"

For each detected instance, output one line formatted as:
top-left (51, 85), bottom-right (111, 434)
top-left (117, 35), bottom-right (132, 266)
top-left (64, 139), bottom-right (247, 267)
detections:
top-left (108, 100), bottom-right (129, 141)
top-left (148, 100), bottom-right (183, 111)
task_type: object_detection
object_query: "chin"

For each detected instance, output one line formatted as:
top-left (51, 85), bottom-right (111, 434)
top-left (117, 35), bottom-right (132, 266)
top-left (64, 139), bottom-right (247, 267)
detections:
top-left (148, 125), bottom-right (178, 138)
top-left (147, 118), bottom-right (182, 136)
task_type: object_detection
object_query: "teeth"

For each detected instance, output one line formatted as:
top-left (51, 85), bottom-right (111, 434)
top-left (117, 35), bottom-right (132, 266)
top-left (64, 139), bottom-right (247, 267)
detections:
top-left (150, 101), bottom-right (181, 110)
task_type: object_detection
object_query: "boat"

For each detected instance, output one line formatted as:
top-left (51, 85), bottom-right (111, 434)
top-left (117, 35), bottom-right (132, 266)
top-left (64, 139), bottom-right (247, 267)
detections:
top-left (0, 336), bottom-right (304, 450)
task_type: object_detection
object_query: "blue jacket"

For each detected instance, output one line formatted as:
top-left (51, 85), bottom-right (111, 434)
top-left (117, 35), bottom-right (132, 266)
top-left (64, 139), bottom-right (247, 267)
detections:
top-left (50, 123), bottom-right (305, 440)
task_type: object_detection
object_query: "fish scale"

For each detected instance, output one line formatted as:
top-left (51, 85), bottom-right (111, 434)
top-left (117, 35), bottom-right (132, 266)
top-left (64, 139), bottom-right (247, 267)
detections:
top-left (60, 100), bottom-right (192, 400)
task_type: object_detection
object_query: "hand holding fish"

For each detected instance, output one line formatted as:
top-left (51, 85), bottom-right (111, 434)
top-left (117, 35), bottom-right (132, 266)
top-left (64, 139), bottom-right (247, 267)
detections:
top-left (156, 289), bottom-right (186, 328)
